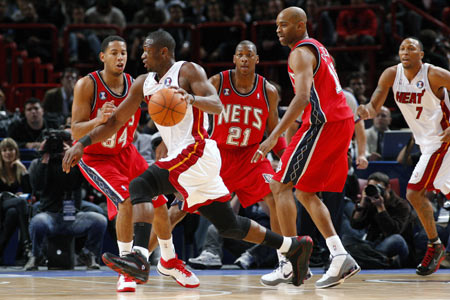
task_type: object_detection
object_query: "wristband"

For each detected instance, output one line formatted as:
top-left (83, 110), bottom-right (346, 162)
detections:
top-left (79, 135), bottom-right (92, 148)
top-left (190, 94), bottom-right (196, 105)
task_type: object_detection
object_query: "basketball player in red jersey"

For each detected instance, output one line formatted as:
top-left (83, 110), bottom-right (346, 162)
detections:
top-left (252, 7), bottom-right (360, 288)
top-left (70, 35), bottom-right (194, 292)
top-left (210, 40), bottom-right (299, 283)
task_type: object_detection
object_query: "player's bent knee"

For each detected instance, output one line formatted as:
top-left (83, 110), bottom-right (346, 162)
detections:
top-left (216, 215), bottom-right (251, 240)
top-left (130, 176), bottom-right (157, 205)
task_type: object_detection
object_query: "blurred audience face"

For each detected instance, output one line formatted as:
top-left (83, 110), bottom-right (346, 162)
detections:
top-left (0, 144), bottom-right (18, 165)
top-left (0, 0), bottom-right (7, 18)
top-left (207, 2), bottom-right (222, 22)
top-left (0, 89), bottom-right (5, 109)
top-left (169, 5), bottom-right (184, 23)
top-left (24, 102), bottom-right (44, 128)
top-left (96, 0), bottom-right (112, 14)
top-left (0, 138), bottom-right (19, 166)
top-left (374, 106), bottom-right (391, 132)
top-left (72, 6), bottom-right (85, 24)
top-left (349, 77), bottom-right (366, 97)
top-left (61, 70), bottom-right (78, 95)
top-left (267, 0), bottom-right (283, 20)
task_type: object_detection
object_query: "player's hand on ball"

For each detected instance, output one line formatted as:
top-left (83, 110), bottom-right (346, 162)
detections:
top-left (170, 86), bottom-right (191, 105)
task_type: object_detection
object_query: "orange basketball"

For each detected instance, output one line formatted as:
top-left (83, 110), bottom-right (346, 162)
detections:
top-left (148, 88), bottom-right (187, 126)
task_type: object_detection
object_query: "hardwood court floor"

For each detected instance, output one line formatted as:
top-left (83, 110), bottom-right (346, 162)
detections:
top-left (0, 267), bottom-right (449, 300)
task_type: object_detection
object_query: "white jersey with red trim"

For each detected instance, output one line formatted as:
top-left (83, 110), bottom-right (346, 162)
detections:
top-left (142, 61), bottom-right (230, 212)
top-left (393, 63), bottom-right (450, 154)
top-left (143, 61), bottom-right (209, 157)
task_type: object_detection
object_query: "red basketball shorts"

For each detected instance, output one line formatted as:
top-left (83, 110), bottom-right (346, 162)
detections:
top-left (220, 144), bottom-right (274, 207)
top-left (273, 117), bottom-right (354, 193)
top-left (79, 144), bottom-right (165, 219)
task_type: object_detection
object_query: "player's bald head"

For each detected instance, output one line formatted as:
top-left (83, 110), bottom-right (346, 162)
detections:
top-left (278, 6), bottom-right (307, 24)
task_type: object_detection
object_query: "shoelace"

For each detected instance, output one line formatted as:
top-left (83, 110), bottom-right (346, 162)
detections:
top-left (421, 245), bottom-right (436, 267)
top-left (273, 260), bottom-right (288, 273)
top-left (172, 258), bottom-right (192, 276)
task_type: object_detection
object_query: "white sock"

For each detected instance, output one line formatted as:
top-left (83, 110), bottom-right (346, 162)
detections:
top-left (431, 238), bottom-right (442, 245)
top-left (158, 236), bottom-right (176, 261)
top-left (117, 241), bottom-right (133, 257)
top-left (277, 250), bottom-right (285, 262)
top-left (278, 237), bottom-right (292, 253)
top-left (133, 246), bottom-right (149, 260)
top-left (326, 235), bottom-right (347, 256)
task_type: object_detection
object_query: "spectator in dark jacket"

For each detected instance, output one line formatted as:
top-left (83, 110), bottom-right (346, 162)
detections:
top-left (346, 172), bottom-right (414, 267)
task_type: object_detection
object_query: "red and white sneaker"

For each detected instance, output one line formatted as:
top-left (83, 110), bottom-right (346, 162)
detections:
top-left (157, 256), bottom-right (200, 288)
top-left (117, 274), bottom-right (136, 292)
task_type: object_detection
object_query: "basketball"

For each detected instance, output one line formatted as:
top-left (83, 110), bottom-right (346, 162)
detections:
top-left (147, 88), bottom-right (187, 126)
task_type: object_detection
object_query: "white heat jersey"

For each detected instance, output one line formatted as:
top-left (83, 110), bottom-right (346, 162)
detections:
top-left (393, 63), bottom-right (450, 154)
top-left (142, 61), bottom-right (229, 212)
top-left (143, 61), bottom-right (209, 157)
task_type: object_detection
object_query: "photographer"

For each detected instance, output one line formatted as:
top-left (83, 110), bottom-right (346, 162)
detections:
top-left (347, 172), bottom-right (414, 268)
top-left (24, 129), bottom-right (107, 270)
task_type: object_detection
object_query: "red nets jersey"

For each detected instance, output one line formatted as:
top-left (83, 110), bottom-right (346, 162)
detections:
top-left (84, 71), bottom-right (141, 155)
top-left (211, 70), bottom-right (269, 150)
top-left (288, 38), bottom-right (353, 125)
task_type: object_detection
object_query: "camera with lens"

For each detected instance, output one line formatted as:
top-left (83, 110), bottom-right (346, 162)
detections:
top-left (41, 129), bottom-right (71, 157)
top-left (364, 183), bottom-right (385, 199)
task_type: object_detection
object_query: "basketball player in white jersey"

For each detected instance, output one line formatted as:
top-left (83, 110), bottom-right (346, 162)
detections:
top-left (358, 37), bottom-right (450, 276)
top-left (63, 30), bottom-right (313, 288)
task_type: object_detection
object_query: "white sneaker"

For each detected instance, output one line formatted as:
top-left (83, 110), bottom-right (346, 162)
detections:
top-left (260, 259), bottom-right (313, 286)
top-left (117, 274), bottom-right (136, 292)
top-left (157, 256), bottom-right (200, 288)
top-left (315, 254), bottom-right (360, 289)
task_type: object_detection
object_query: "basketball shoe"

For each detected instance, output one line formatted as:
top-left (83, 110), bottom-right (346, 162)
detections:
top-left (157, 256), bottom-right (200, 288)
top-left (283, 235), bottom-right (313, 286)
top-left (416, 243), bottom-right (446, 276)
top-left (117, 274), bottom-right (136, 292)
top-left (188, 250), bottom-right (222, 269)
top-left (260, 257), bottom-right (313, 286)
top-left (102, 250), bottom-right (150, 284)
top-left (315, 254), bottom-right (360, 288)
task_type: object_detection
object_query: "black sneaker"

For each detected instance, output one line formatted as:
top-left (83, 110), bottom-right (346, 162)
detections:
top-left (102, 250), bottom-right (150, 284)
top-left (284, 235), bottom-right (313, 286)
top-left (416, 243), bottom-right (446, 276)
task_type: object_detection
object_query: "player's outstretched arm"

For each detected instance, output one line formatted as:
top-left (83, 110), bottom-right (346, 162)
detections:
top-left (180, 62), bottom-right (223, 114)
top-left (252, 46), bottom-right (314, 163)
top-left (357, 66), bottom-right (396, 120)
top-left (62, 75), bottom-right (146, 172)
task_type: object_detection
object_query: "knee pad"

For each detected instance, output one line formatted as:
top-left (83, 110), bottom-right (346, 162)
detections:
top-left (216, 215), bottom-right (251, 240)
top-left (129, 176), bottom-right (159, 205)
